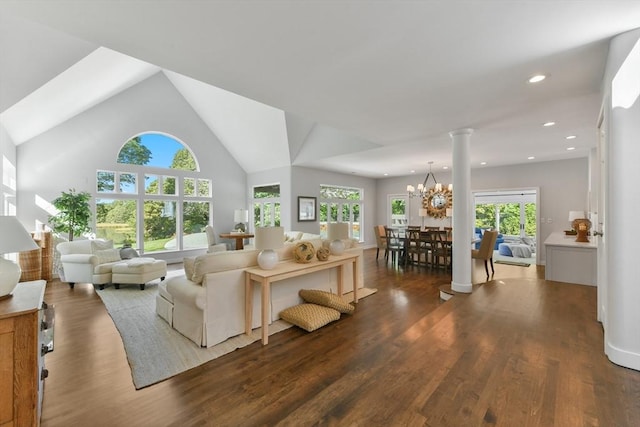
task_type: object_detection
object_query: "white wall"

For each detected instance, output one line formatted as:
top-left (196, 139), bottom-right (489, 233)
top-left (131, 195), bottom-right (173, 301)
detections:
top-left (602, 28), bottom-right (640, 371)
top-left (0, 124), bottom-right (17, 216)
top-left (376, 158), bottom-right (589, 263)
top-left (291, 166), bottom-right (377, 244)
top-left (15, 72), bottom-right (247, 259)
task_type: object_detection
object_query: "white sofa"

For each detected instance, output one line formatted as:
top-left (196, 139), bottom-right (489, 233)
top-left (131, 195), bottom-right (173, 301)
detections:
top-left (157, 238), bottom-right (363, 347)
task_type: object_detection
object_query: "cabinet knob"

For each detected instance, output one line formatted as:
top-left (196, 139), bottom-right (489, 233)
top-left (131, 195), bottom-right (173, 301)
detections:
top-left (41, 344), bottom-right (51, 356)
top-left (41, 368), bottom-right (49, 380)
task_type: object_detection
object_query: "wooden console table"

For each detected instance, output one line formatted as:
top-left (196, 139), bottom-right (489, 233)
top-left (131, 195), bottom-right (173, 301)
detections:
top-left (219, 232), bottom-right (254, 250)
top-left (245, 252), bottom-right (359, 345)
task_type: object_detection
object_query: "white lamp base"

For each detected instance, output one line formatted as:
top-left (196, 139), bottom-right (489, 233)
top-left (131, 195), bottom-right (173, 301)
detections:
top-left (257, 249), bottom-right (279, 270)
top-left (0, 257), bottom-right (21, 298)
top-left (329, 239), bottom-right (345, 256)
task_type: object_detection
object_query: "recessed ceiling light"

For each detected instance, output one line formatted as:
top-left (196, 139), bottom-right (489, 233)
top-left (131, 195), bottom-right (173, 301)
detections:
top-left (528, 74), bottom-right (546, 83)
top-left (384, 173), bottom-right (388, 176)
top-left (567, 147), bottom-right (576, 151)
top-left (528, 156), bottom-right (535, 160)
top-left (410, 170), bottom-right (415, 173)
top-left (566, 135), bottom-right (577, 139)
top-left (543, 121), bottom-right (556, 127)
top-left (442, 166), bottom-right (449, 170)
top-left (480, 162), bottom-right (487, 165)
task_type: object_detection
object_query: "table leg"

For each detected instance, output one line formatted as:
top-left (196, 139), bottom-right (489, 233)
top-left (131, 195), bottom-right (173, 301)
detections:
top-left (261, 278), bottom-right (270, 345)
top-left (245, 273), bottom-right (252, 336)
top-left (353, 257), bottom-right (359, 303)
top-left (236, 237), bottom-right (244, 250)
top-left (337, 264), bottom-right (344, 296)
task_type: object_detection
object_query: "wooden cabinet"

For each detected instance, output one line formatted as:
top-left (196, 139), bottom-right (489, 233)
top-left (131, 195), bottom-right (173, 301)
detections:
top-left (0, 280), bottom-right (47, 427)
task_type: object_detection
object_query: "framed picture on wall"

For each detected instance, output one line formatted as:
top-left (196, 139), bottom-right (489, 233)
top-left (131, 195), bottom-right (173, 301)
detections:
top-left (298, 196), bottom-right (317, 222)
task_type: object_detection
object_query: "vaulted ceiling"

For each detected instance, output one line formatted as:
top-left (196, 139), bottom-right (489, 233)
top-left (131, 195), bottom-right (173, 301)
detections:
top-left (1, 1), bottom-right (640, 177)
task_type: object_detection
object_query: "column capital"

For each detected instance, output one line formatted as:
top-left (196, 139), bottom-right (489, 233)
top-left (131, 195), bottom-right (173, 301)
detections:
top-left (449, 128), bottom-right (474, 138)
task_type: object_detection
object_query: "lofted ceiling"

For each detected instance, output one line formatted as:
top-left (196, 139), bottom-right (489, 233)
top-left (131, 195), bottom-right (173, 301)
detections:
top-left (1, 1), bottom-right (640, 178)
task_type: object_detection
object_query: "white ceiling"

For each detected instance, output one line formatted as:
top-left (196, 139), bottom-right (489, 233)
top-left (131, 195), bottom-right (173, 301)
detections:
top-left (1, 1), bottom-right (640, 178)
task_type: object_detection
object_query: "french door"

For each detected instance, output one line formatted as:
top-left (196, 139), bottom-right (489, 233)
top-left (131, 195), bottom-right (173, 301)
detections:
top-left (474, 190), bottom-right (537, 239)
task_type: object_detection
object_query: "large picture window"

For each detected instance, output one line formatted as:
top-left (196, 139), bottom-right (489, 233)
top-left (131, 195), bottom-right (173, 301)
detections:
top-left (95, 132), bottom-right (212, 252)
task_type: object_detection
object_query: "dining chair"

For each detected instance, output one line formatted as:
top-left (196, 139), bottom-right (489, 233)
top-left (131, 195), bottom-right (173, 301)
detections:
top-left (374, 225), bottom-right (387, 260)
top-left (384, 226), bottom-right (405, 267)
top-left (424, 229), bottom-right (450, 269)
top-left (472, 230), bottom-right (499, 278)
top-left (405, 228), bottom-right (428, 267)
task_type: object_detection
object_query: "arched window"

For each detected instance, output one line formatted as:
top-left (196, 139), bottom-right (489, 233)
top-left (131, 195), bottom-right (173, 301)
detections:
top-left (95, 132), bottom-right (212, 253)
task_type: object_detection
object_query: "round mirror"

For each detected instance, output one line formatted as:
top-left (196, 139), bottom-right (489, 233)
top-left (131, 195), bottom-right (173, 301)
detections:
top-left (422, 188), bottom-right (452, 218)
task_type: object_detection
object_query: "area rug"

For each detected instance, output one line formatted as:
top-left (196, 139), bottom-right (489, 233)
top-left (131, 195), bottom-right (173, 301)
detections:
top-left (495, 260), bottom-right (531, 267)
top-left (96, 272), bottom-right (377, 390)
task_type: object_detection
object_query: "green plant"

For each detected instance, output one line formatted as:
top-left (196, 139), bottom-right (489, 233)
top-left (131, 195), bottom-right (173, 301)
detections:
top-left (49, 189), bottom-right (92, 241)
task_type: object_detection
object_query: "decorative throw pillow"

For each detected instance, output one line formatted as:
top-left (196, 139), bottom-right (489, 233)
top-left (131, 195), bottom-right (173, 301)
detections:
top-left (91, 239), bottom-right (113, 253)
top-left (299, 289), bottom-right (355, 314)
top-left (279, 303), bottom-right (341, 332)
top-left (94, 248), bottom-right (121, 264)
top-left (183, 257), bottom-right (195, 281)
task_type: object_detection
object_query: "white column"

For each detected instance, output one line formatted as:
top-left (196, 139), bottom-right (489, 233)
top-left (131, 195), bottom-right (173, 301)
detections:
top-left (450, 128), bottom-right (473, 293)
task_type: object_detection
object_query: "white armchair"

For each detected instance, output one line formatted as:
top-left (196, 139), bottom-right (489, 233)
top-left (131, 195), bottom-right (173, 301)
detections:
top-left (56, 239), bottom-right (122, 289)
top-left (205, 225), bottom-right (228, 253)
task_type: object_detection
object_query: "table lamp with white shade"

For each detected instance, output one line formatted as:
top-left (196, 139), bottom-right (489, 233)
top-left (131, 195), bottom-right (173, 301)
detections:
top-left (255, 226), bottom-right (284, 270)
top-left (327, 222), bottom-right (349, 255)
top-left (233, 209), bottom-right (249, 232)
top-left (0, 216), bottom-right (39, 298)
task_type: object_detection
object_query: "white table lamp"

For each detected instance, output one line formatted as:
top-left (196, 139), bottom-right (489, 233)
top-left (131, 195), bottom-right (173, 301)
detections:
top-left (255, 226), bottom-right (284, 269)
top-left (0, 216), bottom-right (39, 298)
top-left (327, 222), bottom-right (349, 255)
top-left (233, 209), bottom-right (249, 232)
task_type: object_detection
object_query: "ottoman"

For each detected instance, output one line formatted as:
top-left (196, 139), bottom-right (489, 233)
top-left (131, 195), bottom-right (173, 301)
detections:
top-left (111, 258), bottom-right (167, 290)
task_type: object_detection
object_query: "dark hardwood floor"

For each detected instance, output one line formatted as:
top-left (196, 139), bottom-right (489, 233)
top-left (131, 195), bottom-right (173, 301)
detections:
top-left (40, 249), bottom-right (640, 426)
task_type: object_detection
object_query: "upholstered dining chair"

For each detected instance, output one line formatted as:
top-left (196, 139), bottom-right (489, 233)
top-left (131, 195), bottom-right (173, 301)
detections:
top-left (472, 230), bottom-right (499, 279)
top-left (374, 225), bottom-right (387, 260)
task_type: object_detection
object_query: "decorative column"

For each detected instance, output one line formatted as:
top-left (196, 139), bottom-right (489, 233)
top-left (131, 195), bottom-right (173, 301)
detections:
top-left (450, 128), bottom-right (473, 293)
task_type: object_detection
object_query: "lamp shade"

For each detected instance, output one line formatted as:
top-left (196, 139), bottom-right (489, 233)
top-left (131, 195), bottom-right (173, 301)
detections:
top-left (419, 208), bottom-right (428, 218)
top-left (0, 216), bottom-right (39, 298)
top-left (255, 227), bottom-right (284, 251)
top-left (0, 216), bottom-right (38, 254)
top-left (327, 222), bottom-right (349, 240)
top-left (234, 209), bottom-right (248, 223)
top-left (568, 210), bottom-right (586, 222)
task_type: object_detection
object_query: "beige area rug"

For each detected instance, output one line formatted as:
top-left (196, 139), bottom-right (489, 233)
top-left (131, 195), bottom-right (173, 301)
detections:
top-left (96, 271), bottom-right (377, 390)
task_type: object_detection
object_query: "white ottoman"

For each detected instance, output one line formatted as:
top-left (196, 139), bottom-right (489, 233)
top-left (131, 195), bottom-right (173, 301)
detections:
top-left (111, 258), bottom-right (167, 290)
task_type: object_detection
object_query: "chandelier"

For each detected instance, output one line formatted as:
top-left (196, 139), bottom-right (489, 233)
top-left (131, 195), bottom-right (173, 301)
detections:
top-left (406, 161), bottom-right (451, 198)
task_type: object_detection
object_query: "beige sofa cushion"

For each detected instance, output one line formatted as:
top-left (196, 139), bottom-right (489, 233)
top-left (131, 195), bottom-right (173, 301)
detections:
top-left (94, 248), bottom-right (121, 264)
top-left (191, 250), bottom-right (259, 284)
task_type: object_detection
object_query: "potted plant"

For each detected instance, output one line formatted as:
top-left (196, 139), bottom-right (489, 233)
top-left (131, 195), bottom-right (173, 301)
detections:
top-left (49, 188), bottom-right (92, 241)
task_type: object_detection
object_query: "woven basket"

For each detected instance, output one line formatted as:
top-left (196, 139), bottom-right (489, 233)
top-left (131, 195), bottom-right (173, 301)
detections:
top-left (19, 248), bottom-right (42, 282)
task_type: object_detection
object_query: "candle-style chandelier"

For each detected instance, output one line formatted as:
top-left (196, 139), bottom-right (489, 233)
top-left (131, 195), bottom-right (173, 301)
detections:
top-left (406, 161), bottom-right (452, 198)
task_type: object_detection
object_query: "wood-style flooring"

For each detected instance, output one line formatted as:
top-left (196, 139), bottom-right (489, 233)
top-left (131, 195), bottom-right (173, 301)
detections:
top-left (40, 249), bottom-right (640, 426)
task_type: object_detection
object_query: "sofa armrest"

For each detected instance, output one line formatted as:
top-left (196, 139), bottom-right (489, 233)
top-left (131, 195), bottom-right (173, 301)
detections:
top-left (60, 253), bottom-right (98, 264)
top-left (167, 276), bottom-right (206, 310)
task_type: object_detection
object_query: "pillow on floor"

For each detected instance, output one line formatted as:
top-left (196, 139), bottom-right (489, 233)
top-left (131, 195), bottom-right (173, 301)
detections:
top-left (299, 289), bottom-right (355, 314)
top-left (279, 303), bottom-right (341, 332)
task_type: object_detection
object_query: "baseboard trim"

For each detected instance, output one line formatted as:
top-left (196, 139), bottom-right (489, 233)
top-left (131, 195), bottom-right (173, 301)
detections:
top-left (606, 341), bottom-right (640, 371)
